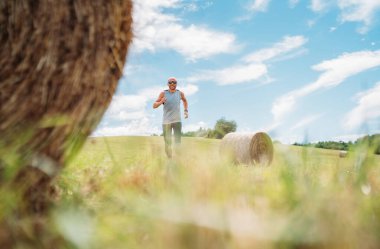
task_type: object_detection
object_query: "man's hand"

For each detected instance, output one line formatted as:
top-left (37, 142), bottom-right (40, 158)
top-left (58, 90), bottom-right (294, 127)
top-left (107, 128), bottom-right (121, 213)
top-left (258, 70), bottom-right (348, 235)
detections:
top-left (161, 97), bottom-right (167, 104)
top-left (184, 110), bottom-right (188, 119)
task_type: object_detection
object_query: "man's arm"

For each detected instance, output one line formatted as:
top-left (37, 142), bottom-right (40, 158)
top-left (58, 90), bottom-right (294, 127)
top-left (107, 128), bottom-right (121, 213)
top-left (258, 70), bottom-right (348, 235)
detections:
top-left (153, 92), bottom-right (166, 109)
top-left (180, 91), bottom-right (188, 118)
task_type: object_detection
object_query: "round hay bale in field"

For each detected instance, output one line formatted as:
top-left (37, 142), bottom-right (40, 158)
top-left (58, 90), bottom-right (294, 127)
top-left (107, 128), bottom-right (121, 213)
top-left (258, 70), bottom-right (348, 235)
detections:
top-left (339, 150), bottom-right (348, 158)
top-left (0, 0), bottom-right (133, 213)
top-left (220, 132), bottom-right (274, 165)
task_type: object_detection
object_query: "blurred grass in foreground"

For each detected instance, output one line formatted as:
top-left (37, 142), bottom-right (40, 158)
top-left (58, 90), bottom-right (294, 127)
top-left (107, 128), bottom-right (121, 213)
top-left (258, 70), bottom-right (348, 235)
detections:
top-left (54, 136), bottom-right (380, 249)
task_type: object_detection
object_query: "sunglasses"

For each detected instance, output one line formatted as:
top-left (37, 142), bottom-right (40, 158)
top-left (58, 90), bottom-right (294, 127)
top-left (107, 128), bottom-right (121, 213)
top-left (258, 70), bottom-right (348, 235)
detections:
top-left (168, 81), bottom-right (177, 84)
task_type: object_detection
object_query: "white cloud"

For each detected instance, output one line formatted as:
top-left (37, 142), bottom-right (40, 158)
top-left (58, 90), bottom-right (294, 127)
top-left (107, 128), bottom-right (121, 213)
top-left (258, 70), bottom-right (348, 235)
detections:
top-left (104, 95), bottom-right (148, 122)
top-left (338, 0), bottom-right (380, 33)
top-left (248, 0), bottom-right (271, 12)
top-left (94, 117), bottom-right (161, 136)
top-left (178, 84), bottom-right (199, 96)
top-left (257, 121), bottom-right (283, 134)
top-left (133, 0), bottom-right (238, 61)
top-left (181, 0), bottom-right (214, 12)
top-left (272, 50), bottom-right (380, 122)
top-left (344, 82), bottom-right (380, 130)
top-left (183, 121), bottom-right (209, 132)
top-left (310, 0), bottom-right (332, 12)
top-left (107, 95), bottom-right (147, 118)
top-left (116, 111), bottom-right (147, 121)
top-left (188, 35), bottom-right (307, 86)
top-left (139, 0), bottom-right (181, 8)
top-left (138, 86), bottom-right (167, 100)
top-left (309, 50), bottom-right (380, 89)
top-left (309, 0), bottom-right (380, 33)
top-left (188, 63), bottom-right (268, 85)
top-left (307, 19), bottom-right (317, 27)
top-left (290, 114), bottom-right (323, 131)
top-left (236, 0), bottom-right (271, 21)
top-left (272, 95), bottom-right (297, 122)
top-left (289, 0), bottom-right (300, 8)
top-left (271, 48), bottom-right (309, 63)
top-left (243, 36), bottom-right (308, 63)
top-left (183, 3), bottom-right (199, 12)
top-left (122, 64), bottom-right (144, 77)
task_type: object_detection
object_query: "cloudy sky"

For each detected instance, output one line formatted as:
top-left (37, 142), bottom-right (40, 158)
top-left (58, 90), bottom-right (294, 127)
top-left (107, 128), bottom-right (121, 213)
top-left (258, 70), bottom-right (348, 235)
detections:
top-left (94, 0), bottom-right (380, 144)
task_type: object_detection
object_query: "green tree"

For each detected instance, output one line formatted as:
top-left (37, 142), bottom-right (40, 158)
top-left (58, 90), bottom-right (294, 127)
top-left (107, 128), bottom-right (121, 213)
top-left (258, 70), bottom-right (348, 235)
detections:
top-left (212, 117), bottom-right (237, 139)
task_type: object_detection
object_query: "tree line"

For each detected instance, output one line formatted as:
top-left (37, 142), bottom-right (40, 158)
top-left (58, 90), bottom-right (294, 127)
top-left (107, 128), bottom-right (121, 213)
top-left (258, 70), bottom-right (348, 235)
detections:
top-left (179, 117), bottom-right (380, 155)
top-left (294, 134), bottom-right (380, 155)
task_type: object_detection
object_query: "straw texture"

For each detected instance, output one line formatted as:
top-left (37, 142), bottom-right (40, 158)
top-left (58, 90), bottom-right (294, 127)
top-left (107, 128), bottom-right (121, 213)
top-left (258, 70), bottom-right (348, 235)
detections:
top-left (221, 132), bottom-right (274, 165)
top-left (0, 0), bottom-right (133, 213)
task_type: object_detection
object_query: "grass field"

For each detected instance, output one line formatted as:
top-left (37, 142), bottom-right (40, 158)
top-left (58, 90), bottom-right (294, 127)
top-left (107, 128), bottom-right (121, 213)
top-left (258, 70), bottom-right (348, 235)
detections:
top-left (55, 136), bottom-right (380, 249)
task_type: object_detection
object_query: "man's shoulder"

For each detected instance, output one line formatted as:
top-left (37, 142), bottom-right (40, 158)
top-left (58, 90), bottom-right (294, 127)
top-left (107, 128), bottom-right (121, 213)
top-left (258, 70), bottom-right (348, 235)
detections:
top-left (157, 91), bottom-right (165, 98)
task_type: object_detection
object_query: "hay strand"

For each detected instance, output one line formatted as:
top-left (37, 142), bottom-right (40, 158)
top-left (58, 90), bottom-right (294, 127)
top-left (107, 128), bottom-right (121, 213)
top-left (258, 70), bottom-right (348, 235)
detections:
top-left (220, 132), bottom-right (274, 165)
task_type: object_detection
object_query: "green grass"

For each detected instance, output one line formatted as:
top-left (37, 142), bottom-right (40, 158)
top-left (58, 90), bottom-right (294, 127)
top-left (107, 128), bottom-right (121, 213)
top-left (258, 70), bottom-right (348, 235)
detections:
top-left (55, 136), bottom-right (380, 249)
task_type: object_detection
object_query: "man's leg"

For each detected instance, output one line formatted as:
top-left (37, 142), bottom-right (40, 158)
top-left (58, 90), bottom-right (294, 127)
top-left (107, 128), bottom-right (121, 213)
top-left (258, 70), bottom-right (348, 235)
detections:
top-left (163, 124), bottom-right (172, 158)
top-left (173, 122), bottom-right (182, 156)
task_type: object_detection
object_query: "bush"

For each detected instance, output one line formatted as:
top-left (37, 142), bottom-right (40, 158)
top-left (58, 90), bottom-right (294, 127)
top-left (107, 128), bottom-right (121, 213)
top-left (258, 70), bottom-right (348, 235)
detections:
top-left (212, 118), bottom-right (237, 139)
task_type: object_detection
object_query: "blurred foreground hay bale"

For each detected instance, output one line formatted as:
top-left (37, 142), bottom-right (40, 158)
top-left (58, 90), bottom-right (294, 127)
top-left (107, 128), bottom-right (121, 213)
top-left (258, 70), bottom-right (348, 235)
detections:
top-left (0, 0), bottom-right (133, 213)
top-left (0, 0), bottom-right (133, 247)
top-left (220, 132), bottom-right (274, 165)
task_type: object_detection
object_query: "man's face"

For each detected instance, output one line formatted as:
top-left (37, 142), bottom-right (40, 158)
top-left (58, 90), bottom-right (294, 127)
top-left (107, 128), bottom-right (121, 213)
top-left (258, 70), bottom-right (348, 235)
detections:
top-left (168, 81), bottom-right (177, 90)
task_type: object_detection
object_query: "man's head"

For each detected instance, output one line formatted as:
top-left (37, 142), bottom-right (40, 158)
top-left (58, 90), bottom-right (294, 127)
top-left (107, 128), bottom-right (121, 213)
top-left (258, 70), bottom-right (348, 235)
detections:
top-left (167, 77), bottom-right (177, 91)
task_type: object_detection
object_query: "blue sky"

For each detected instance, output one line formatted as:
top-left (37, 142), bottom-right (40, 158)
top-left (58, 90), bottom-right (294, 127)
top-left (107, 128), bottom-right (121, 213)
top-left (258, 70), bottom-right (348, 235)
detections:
top-left (94, 0), bottom-right (380, 144)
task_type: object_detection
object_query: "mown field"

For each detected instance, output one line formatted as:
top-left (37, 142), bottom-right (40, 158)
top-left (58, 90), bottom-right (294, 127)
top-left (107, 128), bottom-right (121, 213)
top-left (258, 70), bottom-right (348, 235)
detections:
top-left (55, 136), bottom-right (380, 249)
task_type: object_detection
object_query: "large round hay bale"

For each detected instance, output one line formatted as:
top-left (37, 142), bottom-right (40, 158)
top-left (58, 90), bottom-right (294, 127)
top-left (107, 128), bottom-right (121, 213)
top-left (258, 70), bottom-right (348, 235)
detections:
top-left (220, 132), bottom-right (274, 165)
top-left (0, 0), bottom-right (133, 213)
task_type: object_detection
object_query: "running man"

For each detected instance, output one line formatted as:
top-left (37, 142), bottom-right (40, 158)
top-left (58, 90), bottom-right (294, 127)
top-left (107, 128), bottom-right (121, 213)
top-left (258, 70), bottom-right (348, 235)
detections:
top-left (153, 77), bottom-right (188, 158)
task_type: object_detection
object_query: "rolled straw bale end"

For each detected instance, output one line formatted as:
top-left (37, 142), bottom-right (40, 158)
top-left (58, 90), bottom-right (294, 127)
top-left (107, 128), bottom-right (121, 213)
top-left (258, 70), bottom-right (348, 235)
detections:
top-left (250, 132), bottom-right (274, 165)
